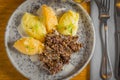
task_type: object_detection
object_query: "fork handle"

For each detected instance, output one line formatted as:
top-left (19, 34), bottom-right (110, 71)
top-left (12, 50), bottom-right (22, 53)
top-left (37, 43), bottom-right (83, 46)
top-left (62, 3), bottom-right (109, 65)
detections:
top-left (101, 23), bottom-right (113, 80)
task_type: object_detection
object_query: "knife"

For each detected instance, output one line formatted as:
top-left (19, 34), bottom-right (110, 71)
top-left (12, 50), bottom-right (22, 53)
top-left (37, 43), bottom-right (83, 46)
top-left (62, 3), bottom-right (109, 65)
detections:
top-left (115, 0), bottom-right (120, 79)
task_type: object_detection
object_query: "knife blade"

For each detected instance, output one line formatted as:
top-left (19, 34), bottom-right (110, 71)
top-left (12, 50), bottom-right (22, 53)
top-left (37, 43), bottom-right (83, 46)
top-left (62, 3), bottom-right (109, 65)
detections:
top-left (115, 0), bottom-right (120, 79)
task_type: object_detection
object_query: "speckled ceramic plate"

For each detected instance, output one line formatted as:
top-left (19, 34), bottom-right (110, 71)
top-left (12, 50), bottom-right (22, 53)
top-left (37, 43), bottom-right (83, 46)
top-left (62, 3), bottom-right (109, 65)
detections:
top-left (5, 0), bottom-right (95, 80)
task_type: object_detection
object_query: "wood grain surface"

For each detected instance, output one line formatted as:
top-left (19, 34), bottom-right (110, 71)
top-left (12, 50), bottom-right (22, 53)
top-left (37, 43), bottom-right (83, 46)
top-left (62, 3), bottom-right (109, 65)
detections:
top-left (0, 0), bottom-right (90, 80)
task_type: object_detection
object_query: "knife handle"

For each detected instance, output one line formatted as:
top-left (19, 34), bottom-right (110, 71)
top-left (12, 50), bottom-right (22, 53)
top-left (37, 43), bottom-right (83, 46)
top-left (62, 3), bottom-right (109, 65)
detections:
top-left (116, 32), bottom-right (120, 79)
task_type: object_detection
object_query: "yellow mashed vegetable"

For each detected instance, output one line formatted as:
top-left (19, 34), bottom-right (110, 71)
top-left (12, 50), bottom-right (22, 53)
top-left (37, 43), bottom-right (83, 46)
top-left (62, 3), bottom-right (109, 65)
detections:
top-left (21, 13), bottom-right (47, 42)
top-left (14, 37), bottom-right (44, 55)
top-left (57, 10), bottom-right (79, 36)
top-left (38, 5), bottom-right (58, 33)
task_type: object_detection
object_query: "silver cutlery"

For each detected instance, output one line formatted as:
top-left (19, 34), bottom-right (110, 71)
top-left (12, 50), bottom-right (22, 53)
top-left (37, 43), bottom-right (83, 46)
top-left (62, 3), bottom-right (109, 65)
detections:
top-left (115, 0), bottom-right (120, 80)
top-left (94, 0), bottom-right (113, 80)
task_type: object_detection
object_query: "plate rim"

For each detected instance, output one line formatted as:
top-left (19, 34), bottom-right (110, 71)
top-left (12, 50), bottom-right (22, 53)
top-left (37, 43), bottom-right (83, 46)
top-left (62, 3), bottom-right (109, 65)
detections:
top-left (4, 0), bottom-right (96, 79)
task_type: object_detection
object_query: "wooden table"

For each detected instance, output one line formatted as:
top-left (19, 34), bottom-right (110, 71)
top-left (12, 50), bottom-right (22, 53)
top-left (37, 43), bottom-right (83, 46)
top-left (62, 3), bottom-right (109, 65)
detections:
top-left (0, 0), bottom-right (90, 80)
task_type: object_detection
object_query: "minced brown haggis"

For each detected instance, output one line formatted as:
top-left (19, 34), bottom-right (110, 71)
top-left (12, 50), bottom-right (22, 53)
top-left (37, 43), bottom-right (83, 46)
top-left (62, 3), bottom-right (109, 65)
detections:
top-left (39, 31), bottom-right (82, 74)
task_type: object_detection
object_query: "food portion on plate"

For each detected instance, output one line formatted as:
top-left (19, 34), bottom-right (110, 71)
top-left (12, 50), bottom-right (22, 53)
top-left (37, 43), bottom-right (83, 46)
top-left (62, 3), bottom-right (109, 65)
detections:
top-left (37, 5), bottom-right (58, 33)
top-left (14, 37), bottom-right (44, 55)
top-left (21, 13), bottom-right (47, 42)
top-left (39, 31), bottom-right (81, 74)
top-left (57, 10), bottom-right (79, 36)
top-left (14, 4), bottom-right (82, 74)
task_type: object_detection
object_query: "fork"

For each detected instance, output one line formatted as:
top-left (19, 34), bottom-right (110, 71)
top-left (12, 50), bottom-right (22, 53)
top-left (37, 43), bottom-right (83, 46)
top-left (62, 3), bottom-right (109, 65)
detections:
top-left (94, 0), bottom-right (113, 80)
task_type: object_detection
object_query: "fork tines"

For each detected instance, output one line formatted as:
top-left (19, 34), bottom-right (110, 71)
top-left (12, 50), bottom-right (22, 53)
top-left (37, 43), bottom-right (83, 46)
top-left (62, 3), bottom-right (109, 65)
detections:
top-left (95, 0), bottom-right (110, 13)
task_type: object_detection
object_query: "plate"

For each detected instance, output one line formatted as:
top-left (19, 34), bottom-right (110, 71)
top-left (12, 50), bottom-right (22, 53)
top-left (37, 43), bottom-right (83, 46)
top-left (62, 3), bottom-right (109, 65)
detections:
top-left (5, 0), bottom-right (95, 80)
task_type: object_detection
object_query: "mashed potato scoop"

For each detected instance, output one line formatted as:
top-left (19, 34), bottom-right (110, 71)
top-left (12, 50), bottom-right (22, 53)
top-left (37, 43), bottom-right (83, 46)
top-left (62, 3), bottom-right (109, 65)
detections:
top-left (57, 10), bottom-right (79, 36)
top-left (37, 5), bottom-right (58, 33)
top-left (14, 37), bottom-right (44, 55)
top-left (21, 13), bottom-right (47, 42)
